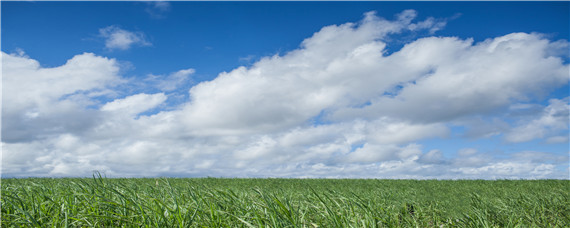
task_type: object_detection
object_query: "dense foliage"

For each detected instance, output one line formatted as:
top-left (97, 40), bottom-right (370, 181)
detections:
top-left (2, 175), bottom-right (569, 227)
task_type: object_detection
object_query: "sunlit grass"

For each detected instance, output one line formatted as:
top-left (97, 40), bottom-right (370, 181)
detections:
top-left (2, 174), bottom-right (568, 227)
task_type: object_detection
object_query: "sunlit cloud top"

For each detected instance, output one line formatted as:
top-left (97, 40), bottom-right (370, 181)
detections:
top-left (2, 1), bottom-right (568, 178)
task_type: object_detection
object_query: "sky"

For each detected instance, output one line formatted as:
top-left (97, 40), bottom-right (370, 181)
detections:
top-left (1, 1), bottom-right (569, 179)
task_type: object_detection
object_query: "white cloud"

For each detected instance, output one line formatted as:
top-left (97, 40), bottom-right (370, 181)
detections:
top-left (179, 11), bottom-right (452, 135)
top-left (453, 148), bottom-right (492, 167)
top-left (332, 33), bottom-right (569, 123)
top-left (347, 143), bottom-right (422, 163)
top-left (364, 118), bottom-right (449, 145)
top-left (453, 162), bottom-right (544, 177)
top-left (408, 17), bottom-right (447, 34)
top-left (451, 152), bottom-right (564, 179)
top-left (99, 26), bottom-right (151, 50)
top-left (2, 10), bottom-right (568, 179)
top-left (417, 149), bottom-right (445, 164)
top-left (101, 93), bottom-right (167, 116)
top-left (505, 98), bottom-right (569, 143)
top-left (145, 1), bottom-right (171, 19)
top-left (2, 51), bottom-right (122, 143)
top-left (146, 68), bottom-right (195, 92)
top-left (2, 52), bottom-right (121, 105)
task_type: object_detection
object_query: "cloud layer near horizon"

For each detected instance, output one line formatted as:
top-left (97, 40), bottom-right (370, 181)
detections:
top-left (2, 10), bottom-right (569, 178)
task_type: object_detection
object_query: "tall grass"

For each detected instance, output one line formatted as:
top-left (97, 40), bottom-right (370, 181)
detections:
top-left (2, 174), bottom-right (569, 227)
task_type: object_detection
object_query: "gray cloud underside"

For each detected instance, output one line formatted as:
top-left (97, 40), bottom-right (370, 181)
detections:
top-left (2, 10), bottom-right (569, 178)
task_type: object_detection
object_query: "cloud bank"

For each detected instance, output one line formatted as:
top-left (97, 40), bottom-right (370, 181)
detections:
top-left (2, 10), bottom-right (569, 178)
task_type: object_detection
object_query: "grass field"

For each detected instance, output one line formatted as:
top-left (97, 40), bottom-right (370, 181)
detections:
top-left (1, 174), bottom-right (569, 227)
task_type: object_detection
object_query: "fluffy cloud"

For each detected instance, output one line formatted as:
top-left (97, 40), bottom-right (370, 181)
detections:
top-left (332, 33), bottom-right (569, 123)
top-left (505, 98), bottom-right (569, 143)
top-left (181, 25), bottom-right (568, 138)
top-left (99, 26), bottom-right (151, 50)
top-left (2, 51), bottom-right (122, 143)
top-left (179, 11), bottom-right (459, 135)
top-left (2, 10), bottom-right (568, 179)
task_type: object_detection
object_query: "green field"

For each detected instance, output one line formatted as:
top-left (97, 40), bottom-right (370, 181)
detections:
top-left (1, 175), bottom-right (569, 227)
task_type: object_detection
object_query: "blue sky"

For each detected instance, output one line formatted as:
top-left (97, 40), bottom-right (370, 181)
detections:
top-left (2, 1), bottom-right (569, 178)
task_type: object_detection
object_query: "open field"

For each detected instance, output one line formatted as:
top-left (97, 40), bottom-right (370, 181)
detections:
top-left (2, 175), bottom-right (569, 227)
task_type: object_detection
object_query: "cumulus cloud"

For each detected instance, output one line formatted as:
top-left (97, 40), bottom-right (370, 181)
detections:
top-left (1, 51), bottom-right (122, 143)
top-left (99, 26), bottom-right (151, 50)
top-left (2, 10), bottom-right (569, 179)
top-left (179, 10), bottom-right (456, 135)
top-left (505, 98), bottom-right (569, 143)
top-left (332, 33), bottom-right (569, 123)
